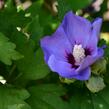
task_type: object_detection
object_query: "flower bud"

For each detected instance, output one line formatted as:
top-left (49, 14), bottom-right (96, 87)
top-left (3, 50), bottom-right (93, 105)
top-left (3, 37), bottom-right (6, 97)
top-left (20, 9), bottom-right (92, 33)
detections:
top-left (85, 76), bottom-right (105, 93)
top-left (91, 58), bottom-right (106, 75)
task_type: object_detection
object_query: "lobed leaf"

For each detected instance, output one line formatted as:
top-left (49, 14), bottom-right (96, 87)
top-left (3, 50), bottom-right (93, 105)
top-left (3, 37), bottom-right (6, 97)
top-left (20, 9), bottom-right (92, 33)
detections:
top-left (0, 85), bottom-right (31, 109)
top-left (27, 84), bottom-right (70, 109)
top-left (0, 33), bottom-right (23, 65)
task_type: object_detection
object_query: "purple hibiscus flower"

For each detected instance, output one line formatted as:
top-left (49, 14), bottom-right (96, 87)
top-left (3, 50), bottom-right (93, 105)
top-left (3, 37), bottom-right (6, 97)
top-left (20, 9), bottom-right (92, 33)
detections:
top-left (40, 11), bottom-right (104, 80)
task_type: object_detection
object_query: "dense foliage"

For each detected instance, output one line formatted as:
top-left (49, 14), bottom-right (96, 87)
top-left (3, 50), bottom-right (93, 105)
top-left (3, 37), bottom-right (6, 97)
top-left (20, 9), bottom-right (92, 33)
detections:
top-left (0, 0), bottom-right (109, 109)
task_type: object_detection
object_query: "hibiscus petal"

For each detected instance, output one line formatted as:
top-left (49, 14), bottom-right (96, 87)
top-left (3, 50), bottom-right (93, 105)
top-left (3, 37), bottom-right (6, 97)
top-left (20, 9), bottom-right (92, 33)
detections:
top-left (86, 18), bottom-right (102, 54)
top-left (62, 11), bottom-right (91, 47)
top-left (92, 18), bottom-right (102, 40)
top-left (48, 55), bottom-right (78, 78)
top-left (77, 47), bottom-right (104, 72)
top-left (40, 26), bottom-right (72, 62)
top-left (48, 55), bottom-right (90, 80)
top-left (72, 67), bottom-right (91, 80)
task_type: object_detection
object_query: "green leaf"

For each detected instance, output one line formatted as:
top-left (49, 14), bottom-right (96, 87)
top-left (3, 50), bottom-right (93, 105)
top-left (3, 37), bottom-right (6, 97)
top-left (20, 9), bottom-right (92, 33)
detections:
top-left (25, 0), bottom-right (44, 17)
top-left (91, 85), bottom-right (109, 109)
top-left (16, 46), bottom-right (50, 80)
top-left (57, 0), bottom-right (92, 20)
top-left (57, 0), bottom-right (71, 20)
top-left (0, 33), bottom-right (23, 65)
top-left (70, 85), bottom-right (109, 109)
top-left (70, 88), bottom-right (93, 109)
top-left (0, 4), bottom-right (30, 37)
top-left (68, 0), bottom-right (93, 11)
top-left (5, 0), bottom-right (15, 11)
top-left (25, 0), bottom-right (57, 35)
top-left (25, 15), bottom-right (43, 44)
top-left (27, 84), bottom-right (70, 109)
top-left (7, 28), bottom-right (49, 82)
top-left (0, 85), bottom-right (31, 109)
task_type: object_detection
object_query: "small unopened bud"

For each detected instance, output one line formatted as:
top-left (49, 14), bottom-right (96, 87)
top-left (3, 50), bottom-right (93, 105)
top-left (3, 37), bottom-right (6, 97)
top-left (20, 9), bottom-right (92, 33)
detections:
top-left (85, 76), bottom-right (105, 93)
top-left (91, 58), bottom-right (106, 75)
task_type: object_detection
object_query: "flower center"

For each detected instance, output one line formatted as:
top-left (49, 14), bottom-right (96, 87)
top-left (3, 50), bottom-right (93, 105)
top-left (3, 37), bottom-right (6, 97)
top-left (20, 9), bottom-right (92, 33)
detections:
top-left (72, 44), bottom-right (85, 65)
